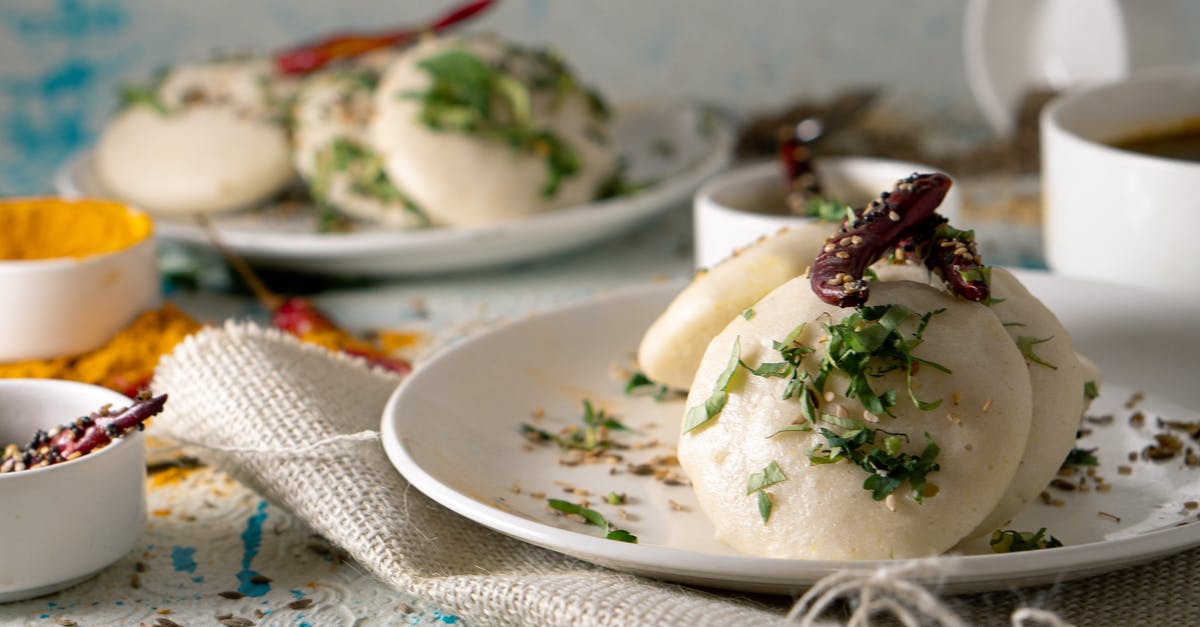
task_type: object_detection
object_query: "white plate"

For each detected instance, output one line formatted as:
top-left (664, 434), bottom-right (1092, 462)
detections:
top-left (56, 101), bottom-right (733, 276)
top-left (381, 271), bottom-right (1200, 594)
top-left (963, 0), bottom-right (1182, 136)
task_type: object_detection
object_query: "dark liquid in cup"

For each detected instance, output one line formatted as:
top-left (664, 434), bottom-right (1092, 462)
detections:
top-left (1109, 118), bottom-right (1200, 162)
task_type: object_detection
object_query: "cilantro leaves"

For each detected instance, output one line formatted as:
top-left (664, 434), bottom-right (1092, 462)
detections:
top-left (520, 399), bottom-right (632, 452)
top-left (819, 304), bottom-right (950, 416)
top-left (404, 47), bottom-right (588, 198)
top-left (683, 337), bottom-right (740, 433)
top-left (1016, 335), bottom-right (1058, 370)
top-left (808, 428), bottom-right (941, 502)
top-left (989, 528), bottom-right (1063, 552)
top-left (547, 499), bottom-right (637, 543)
top-left (310, 138), bottom-right (429, 231)
top-left (746, 461), bottom-right (788, 523)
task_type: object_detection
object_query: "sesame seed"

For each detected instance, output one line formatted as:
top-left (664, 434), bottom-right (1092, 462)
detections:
top-left (884, 494), bottom-right (897, 512)
top-left (823, 391), bottom-right (835, 402)
top-left (862, 411), bottom-right (879, 423)
top-left (835, 251), bottom-right (849, 259)
top-left (980, 398), bottom-right (993, 413)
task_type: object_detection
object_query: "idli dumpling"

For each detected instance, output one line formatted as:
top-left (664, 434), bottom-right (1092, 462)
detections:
top-left (292, 67), bottom-right (428, 228)
top-left (637, 223), bottom-right (834, 391)
top-left (95, 58), bottom-right (293, 214)
top-left (94, 106), bottom-right (292, 215)
top-left (369, 34), bottom-right (618, 227)
top-left (679, 278), bottom-right (1033, 560)
top-left (966, 267), bottom-right (1084, 536)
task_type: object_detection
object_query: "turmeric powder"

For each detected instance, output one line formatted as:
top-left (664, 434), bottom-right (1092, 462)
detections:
top-left (0, 198), bottom-right (153, 261)
top-left (0, 303), bottom-right (201, 396)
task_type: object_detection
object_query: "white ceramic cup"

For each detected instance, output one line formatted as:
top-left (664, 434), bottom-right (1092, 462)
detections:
top-left (0, 380), bottom-right (146, 602)
top-left (1041, 67), bottom-right (1200, 292)
top-left (693, 157), bottom-right (962, 269)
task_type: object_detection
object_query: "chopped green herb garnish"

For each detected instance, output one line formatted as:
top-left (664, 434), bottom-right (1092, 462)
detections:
top-left (808, 428), bottom-right (941, 503)
top-left (683, 337), bottom-right (740, 433)
top-left (757, 491), bottom-right (773, 523)
top-left (819, 304), bottom-right (950, 416)
top-left (118, 83), bottom-right (168, 115)
top-left (594, 157), bottom-right (655, 201)
top-left (547, 498), bottom-right (637, 543)
top-left (803, 196), bottom-right (855, 223)
top-left (1016, 335), bottom-right (1058, 370)
top-left (404, 47), bottom-right (588, 198)
top-left (605, 491), bottom-right (626, 505)
top-left (989, 528), bottom-right (1062, 553)
top-left (520, 399), bottom-right (632, 452)
top-left (310, 138), bottom-right (429, 231)
top-left (863, 267), bottom-right (879, 282)
top-left (746, 460), bottom-right (788, 494)
top-left (1084, 380), bottom-right (1099, 401)
top-left (742, 307), bottom-right (755, 320)
top-left (1062, 447), bottom-right (1099, 469)
top-left (623, 370), bottom-right (679, 401)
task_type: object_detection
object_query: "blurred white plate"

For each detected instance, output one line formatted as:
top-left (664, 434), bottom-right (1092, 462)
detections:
top-left (381, 271), bottom-right (1200, 594)
top-left (963, 0), bottom-right (1182, 136)
top-left (56, 101), bottom-right (732, 276)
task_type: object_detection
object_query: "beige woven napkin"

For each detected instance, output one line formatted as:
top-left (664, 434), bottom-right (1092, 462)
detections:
top-left (151, 321), bottom-right (1200, 627)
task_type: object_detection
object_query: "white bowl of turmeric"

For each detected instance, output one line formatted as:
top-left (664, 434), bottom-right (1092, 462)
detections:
top-left (0, 198), bottom-right (160, 362)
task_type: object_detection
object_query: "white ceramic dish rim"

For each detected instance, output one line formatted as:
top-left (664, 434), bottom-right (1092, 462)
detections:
top-left (381, 277), bottom-right (1200, 592)
top-left (0, 379), bottom-right (139, 481)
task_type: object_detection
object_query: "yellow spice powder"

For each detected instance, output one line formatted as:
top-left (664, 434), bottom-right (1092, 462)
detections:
top-left (0, 198), bottom-right (153, 261)
top-left (0, 303), bottom-right (201, 395)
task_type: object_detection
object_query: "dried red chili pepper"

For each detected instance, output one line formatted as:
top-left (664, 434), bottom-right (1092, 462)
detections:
top-left (778, 121), bottom-right (823, 214)
top-left (275, 0), bottom-right (495, 75)
top-left (809, 173), bottom-right (952, 307)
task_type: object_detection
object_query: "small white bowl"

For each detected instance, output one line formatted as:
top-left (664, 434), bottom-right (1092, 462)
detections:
top-left (0, 379), bottom-right (147, 603)
top-left (0, 199), bottom-right (160, 362)
top-left (1041, 66), bottom-right (1200, 292)
top-left (693, 157), bottom-right (962, 269)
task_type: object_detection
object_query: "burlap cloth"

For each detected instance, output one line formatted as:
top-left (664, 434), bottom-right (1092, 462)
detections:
top-left (152, 322), bottom-right (1200, 627)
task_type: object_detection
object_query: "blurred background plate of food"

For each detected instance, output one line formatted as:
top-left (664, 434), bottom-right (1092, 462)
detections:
top-left (56, 98), bottom-right (733, 276)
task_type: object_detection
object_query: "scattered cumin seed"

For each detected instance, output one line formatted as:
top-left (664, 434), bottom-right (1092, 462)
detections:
top-left (1118, 465), bottom-right (1132, 475)
top-left (1185, 501), bottom-right (1199, 510)
top-left (529, 491), bottom-right (546, 499)
top-left (56, 619), bottom-right (77, 627)
top-left (288, 598), bottom-right (314, 610)
top-left (509, 483), bottom-right (521, 494)
top-left (219, 618), bottom-right (255, 627)
top-left (156, 618), bottom-right (183, 627)
top-left (1125, 391), bottom-right (1145, 409)
top-left (1097, 483), bottom-right (1112, 492)
top-left (250, 574), bottom-right (271, 584)
top-left (1098, 511), bottom-right (1121, 523)
top-left (254, 609), bottom-right (265, 618)
top-left (1086, 414), bottom-right (1114, 426)
top-left (1049, 478), bottom-right (1077, 491)
top-left (668, 499), bottom-right (690, 512)
top-left (216, 614), bottom-right (233, 620)
top-left (1129, 411), bottom-right (1145, 427)
top-left (131, 573), bottom-right (140, 589)
top-left (980, 398), bottom-right (993, 413)
top-left (1128, 452), bottom-right (1138, 462)
top-left (218, 590), bottom-right (246, 600)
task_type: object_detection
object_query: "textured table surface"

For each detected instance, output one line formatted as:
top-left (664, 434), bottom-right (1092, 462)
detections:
top-left (0, 185), bottom-right (1048, 626)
